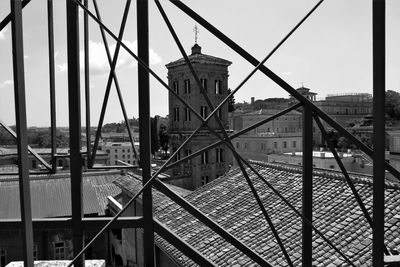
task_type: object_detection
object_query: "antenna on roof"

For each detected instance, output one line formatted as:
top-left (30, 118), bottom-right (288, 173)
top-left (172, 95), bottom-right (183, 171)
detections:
top-left (193, 23), bottom-right (199, 44)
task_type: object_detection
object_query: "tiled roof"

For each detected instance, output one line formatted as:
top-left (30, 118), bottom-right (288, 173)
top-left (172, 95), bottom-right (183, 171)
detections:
top-left (114, 161), bottom-right (400, 267)
top-left (0, 171), bottom-right (122, 219)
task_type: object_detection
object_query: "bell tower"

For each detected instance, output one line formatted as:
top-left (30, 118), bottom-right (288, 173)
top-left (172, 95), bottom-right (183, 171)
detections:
top-left (166, 44), bottom-right (232, 190)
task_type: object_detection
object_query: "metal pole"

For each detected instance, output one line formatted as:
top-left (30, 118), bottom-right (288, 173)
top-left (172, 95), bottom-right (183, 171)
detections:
top-left (10, 0), bottom-right (34, 265)
top-left (137, 0), bottom-right (155, 265)
top-left (372, 0), bottom-right (385, 265)
top-left (84, 0), bottom-right (91, 167)
top-left (302, 105), bottom-right (313, 266)
top-left (66, 0), bottom-right (84, 266)
top-left (47, 0), bottom-right (57, 173)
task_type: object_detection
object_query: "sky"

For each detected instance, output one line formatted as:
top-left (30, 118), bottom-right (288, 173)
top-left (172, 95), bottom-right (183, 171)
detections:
top-left (0, 0), bottom-right (399, 127)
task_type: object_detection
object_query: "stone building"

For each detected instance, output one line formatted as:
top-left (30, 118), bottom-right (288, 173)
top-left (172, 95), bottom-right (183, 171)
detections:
top-left (166, 44), bottom-right (232, 190)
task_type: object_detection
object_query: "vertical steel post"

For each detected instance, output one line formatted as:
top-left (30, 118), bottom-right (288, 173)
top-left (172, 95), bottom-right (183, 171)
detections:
top-left (47, 0), bottom-right (57, 173)
top-left (66, 0), bottom-right (84, 266)
top-left (137, 0), bottom-right (155, 265)
top-left (372, 0), bottom-right (385, 265)
top-left (10, 0), bottom-right (34, 265)
top-left (84, 0), bottom-right (91, 167)
top-left (302, 105), bottom-right (313, 266)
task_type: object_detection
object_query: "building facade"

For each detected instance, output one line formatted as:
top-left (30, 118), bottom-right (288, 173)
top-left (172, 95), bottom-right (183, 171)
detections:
top-left (166, 44), bottom-right (232, 190)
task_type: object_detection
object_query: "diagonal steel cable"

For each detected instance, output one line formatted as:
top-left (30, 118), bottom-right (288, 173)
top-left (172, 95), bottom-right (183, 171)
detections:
top-left (90, 0), bottom-right (138, 166)
top-left (313, 114), bottom-right (389, 255)
top-left (0, 0), bottom-right (31, 31)
top-left (170, 0), bottom-right (400, 182)
top-left (155, 2), bottom-right (300, 263)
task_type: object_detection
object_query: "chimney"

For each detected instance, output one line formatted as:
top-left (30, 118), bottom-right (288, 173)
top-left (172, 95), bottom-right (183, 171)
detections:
top-left (251, 97), bottom-right (255, 105)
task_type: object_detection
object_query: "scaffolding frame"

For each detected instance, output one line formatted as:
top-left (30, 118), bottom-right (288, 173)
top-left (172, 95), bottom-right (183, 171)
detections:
top-left (0, 0), bottom-right (395, 266)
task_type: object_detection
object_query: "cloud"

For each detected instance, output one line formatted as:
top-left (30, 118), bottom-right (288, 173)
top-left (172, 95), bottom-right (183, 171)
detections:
top-left (56, 40), bottom-right (162, 75)
top-left (0, 80), bottom-right (13, 88)
top-left (0, 28), bottom-right (8, 40)
top-left (56, 62), bottom-right (68, 72)
top-left (282, 71), bottom-right (292, 76)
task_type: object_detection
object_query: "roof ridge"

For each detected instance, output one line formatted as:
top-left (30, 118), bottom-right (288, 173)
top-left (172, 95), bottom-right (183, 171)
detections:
top-left (249, 160), bottom-right (400, 190)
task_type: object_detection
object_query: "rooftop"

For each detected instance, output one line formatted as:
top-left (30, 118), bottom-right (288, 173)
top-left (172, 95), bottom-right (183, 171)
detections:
top-left (166, 44), bottom-right (232, 69)
top-left (0, 170), bottom-right (122, 219)
top-left (115, 161), bottom-right (400, 266)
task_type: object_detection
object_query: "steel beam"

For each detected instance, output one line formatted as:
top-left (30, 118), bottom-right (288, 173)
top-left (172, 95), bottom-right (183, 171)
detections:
top-left (66, 0), bottom-right (84, 266)
top-left (0, 217), bottom-right (143, 230)
top-left (154, 220), bottom-right (216, 266)
top-left (84, 0), bottom-right (91, 167)
top-left (137, 0), bottom-right (155, 265)
top-left (372, 0), bottom-right (386, 265)
top-left (47, 0), bottom-right (57, 173)
top-left (154, 179), bottom-right (273, 267)
top-left (0, 0), bottom-right (31, 31)
top-left (10, 0), bottom-right (34, 265)
top-left (302, 105), bottom-right (313, 266)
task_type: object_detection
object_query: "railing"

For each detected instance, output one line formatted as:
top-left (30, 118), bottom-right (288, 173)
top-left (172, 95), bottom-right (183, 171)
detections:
top-left (0, 0), bottom-right (397, 266)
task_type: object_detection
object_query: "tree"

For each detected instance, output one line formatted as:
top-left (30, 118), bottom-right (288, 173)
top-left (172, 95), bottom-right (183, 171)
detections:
top-left (150, 117), bottom-right (160, 157)
top-left (227, 88), bottom-right (235, 112)
top-left (386, 90), bottom-right (400, 120)
top-left (158, 124), bottom-right (169, 158)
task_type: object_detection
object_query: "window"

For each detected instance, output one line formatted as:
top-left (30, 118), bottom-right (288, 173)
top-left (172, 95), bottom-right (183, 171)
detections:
top-left (184, 79), bottom-right (191, 94)
top-left (175, 150), bottom-right (181, 161)
top-left (58, 159), bottom-right (63, 167)
top-left (33, 244), bottom-right (38, 260)
top-left (215, 80), bottom-right (222, 94)
top-left (122, 149), bottom-right (125, 153)
top-left (122, 155), bottom-right (125, 159)
top-left (292, 141), bottom-right (296, 148)
top-left (201, 151), bottom-right (209, 164)
top-left (217, 109), bottom-right (222, 119)
top-left (276, 128), bottom-right (279, 133)
top-left (0, 248), bottom-right (6, 267)
top-left (200, 106), bottom-right (208, 119)
top-left (283, 141), bottom-right (287, 149)
top-left (216, 148), bottom-right (224, 163)
top-left (115, 149), bottom-right (117, 153)
top-left (127, 154), bottom-right (130, 159)
top-left (106, 149), bottom-right (110, 153)
top-left (244, 143), bottom-right (249, 150)
top-left (285, 127), bottom-right (288, 133)
top-left (185, 107), bottom-right (191, 122)
top-left (261, 143), bottom-right (266, 150)
top-left (32, 159), bottom-right (37, 169)
top-left (201, 175), bottom-right (210, 185)
top-left (236, 142), bottom-right (240, 149)
top-left (185, 149), bottom-right (192, 163)
top-left (200, 78), bottom-right (207, 91)
top-left (267, 127), bottom-right (270, 132)
top-left (173, 80), bottom-right (179, 94)
top-left (274, 142), bottom-right (277, 149)
top-left (127, 149), bottom-right (130, 153)
top-left (173, 107), bottom-right (180, 121)
top-left (54, 241), bottom-right (65, 260)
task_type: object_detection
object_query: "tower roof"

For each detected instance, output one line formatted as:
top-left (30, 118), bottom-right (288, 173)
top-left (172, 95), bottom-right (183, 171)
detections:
top-left (165, 44), bottom-right (232, 69)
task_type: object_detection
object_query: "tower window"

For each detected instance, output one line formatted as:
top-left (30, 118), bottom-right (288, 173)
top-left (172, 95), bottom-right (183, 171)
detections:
top-left (173, 107), bottom-right (180, 121)
top-left (184, 79), bottom-right (191, 94)
top-left (215, 80), bottom-right (222, 94)
top-left (216, 148), bottom-right (224, 163)
top-left (201, 151), bottom-right (209, 164)
top-left (185, 107), bottom-right (191, 122)
top-left (200, 78), bottom-right (207, 92)
top-left (200, 106), bottom-right (208, 119)
top-left (283, 141), bottom-right (287, 148)
top-left (173, 81), bottom-right (179, 94)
